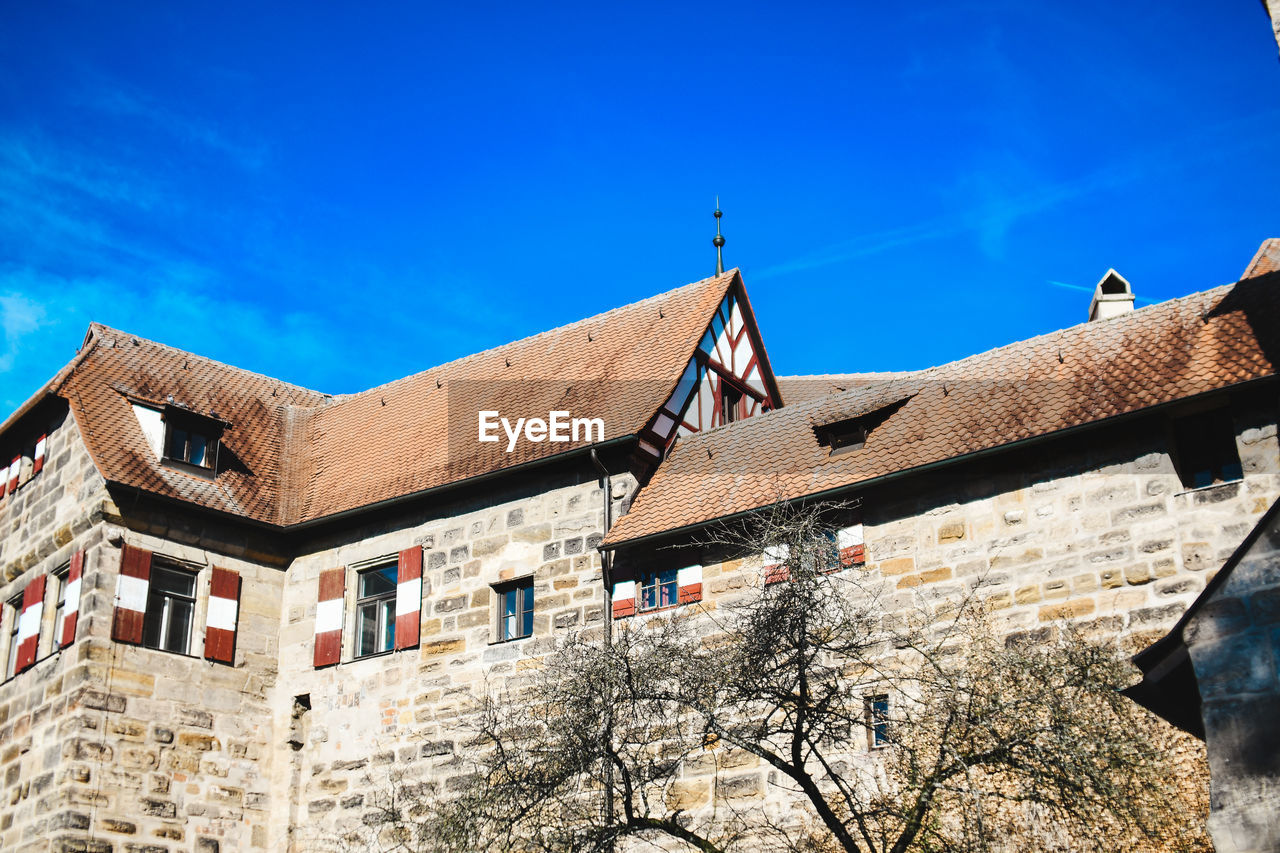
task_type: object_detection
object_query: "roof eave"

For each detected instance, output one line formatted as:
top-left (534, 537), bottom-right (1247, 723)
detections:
top-left (602, 375), bottom-right (1278, 552)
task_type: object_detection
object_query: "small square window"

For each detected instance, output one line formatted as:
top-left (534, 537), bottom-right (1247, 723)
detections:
top-left (356, 563), bottom-right (397, 658)
top-left (160, 407), bottom-right (225, 475)
top-left (867, 694), bottom-right (889, 748)
top-left (142, 563), bottom-right (197, 654)
top-left (1173, 410), bottom-right (1242, 489)
top-left (495, 578), bottom-right (534, 642)
top-left (638, 568), bottom-right (678, 612)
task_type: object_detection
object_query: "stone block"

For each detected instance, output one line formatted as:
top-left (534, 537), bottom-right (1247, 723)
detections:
top-left (1038, 598), bottom-right (1095, 621)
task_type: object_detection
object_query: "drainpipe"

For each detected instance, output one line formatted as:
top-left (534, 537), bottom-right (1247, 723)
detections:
top-left (589, 447), bottom-right (616, 849)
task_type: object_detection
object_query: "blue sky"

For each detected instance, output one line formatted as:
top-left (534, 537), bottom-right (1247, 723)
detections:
top-left (1, 2), bottom-right (1278, 410)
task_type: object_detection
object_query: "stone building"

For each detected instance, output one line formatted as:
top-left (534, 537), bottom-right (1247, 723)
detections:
top-left (0, 241), bottom-right (1277, 852)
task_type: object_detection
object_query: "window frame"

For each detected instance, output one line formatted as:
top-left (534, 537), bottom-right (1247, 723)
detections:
top-left (493, 578), bottom-right (534, 643)
top-left (637, 568), bottom-right (679, 612)
top-left (354, 562), bottom-right (398, 659)
top-left (141, 561), bottom-right (199, 656)
top-left (4, 594), bottom-right (20, 678)
top-left (866, 693), bottom-right (890, 749)
top-left (47, 564), bottom-right (69, 658)
top-left (160, 406), bottom-right (225, 478)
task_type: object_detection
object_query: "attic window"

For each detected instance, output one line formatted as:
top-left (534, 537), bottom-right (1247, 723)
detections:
top-left (1173, 409), bottom-right (1242, 490)
top-left (813, 397), bottom-right (911, 457)
top-left (161, 406), bottom-right (226, 476)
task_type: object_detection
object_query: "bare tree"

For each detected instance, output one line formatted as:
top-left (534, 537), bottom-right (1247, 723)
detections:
top-left (346, 502), bottom-right (1209, 853)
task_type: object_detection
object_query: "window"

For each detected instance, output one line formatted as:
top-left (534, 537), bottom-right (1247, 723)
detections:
top-left (142, 563), bottom-right (197, 654)
top-left (813, 397), bottom-right (913, 456)
top-left (5, 595), bottom-right (19, 677)
top-left (867, 694), bottom-right (889, 748)
top-left (638, 568), bottom-right (678, 612)
top-left (356, 563), bottom-right (397, 658)
top-left (50, 565), bottom-right (68, 654)
top-left (166, 425), bottom-right (212, 468)
top-left (720, 383), bottom-right (742, 424)
top-left (160, 406), bottom-right (225, 475)
top-left (495, 578), bottom-right (534, 642)
top-left (1174, 410), bottom-right (1242, 489)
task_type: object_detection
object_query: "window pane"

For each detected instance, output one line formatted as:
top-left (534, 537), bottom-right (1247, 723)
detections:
top-left (520, 587), bottom-right (534, 639)
top-left (380, 599), bottom-right (396, 652)
top-left (166, 427), bottom-right (188, 459)
top-left (360, 566), bottom-right (397, 597)
top-left (151, 565), bottom-right (196, 597)
top-left (189, 434), bottom-right (207, 467)
top-left (357, 602), bottom-right (378, 656)
top-left (162, 598), bottom-right (193, 653)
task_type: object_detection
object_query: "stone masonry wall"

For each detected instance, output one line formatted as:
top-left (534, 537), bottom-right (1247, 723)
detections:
top-left (0, 404), bottom-right (118, 852)
top-left (270, 467), bottom-right (634, 850)
top-left (1185, 509), bottom-right (1280, 853)
top-left (0, 405), bottom-right (287, 852)
top-left (667, 402), bottom-right (1278, 844)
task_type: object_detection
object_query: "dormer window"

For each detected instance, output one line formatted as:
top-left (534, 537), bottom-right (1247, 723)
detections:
top-left (814, 396), bottom-right (912, 457)
top-left (166, 424), bottom-right (212, 468)
top-left (160, 406), bottom-right (226, 476)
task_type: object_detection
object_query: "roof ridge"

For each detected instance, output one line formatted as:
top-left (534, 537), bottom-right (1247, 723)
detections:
top-left (83, 323), bottom-right (333, 404)
top-left (662, 281), bottom-right (1241, 447)
top-left (909, 281), bottom-right (1235, 382)
top-left (337, 269), bottom-right (738, 399)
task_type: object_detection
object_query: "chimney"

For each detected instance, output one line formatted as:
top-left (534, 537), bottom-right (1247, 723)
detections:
top-left (1088, 269), bottom-right (1135, 322)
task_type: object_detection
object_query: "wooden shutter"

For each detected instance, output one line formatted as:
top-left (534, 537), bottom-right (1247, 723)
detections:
top-left (612, 580), bottom-right (636, 619)
top-left (204, 567), bottom-right (241, 664)
top-left (6, 457), bottom-right (17, 495)
top-left (14, 575), bottom-right (45, 672)
top-left (838, 522), bottom-right (865, 568)
top-left (112, 544), bottom-right (152, 644)
top-left (32, 434), bottom-right (47, 475)
top-left (394, 546), bottom-right (422, 650)
top-left (677, 565), bottom-right (703, 605)
top-left (763, 544), bottom-right (790, 585)
top-left (314, 568), bottom-right (345, 667)
top-left (60, 549), bottom-right (84, 648)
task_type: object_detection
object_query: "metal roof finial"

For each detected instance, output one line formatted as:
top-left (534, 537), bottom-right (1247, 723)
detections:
top-left (713, 198), bottom-right (725, 276)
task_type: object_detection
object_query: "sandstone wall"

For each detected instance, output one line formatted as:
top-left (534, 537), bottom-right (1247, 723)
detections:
top-left (271, 467), bottom-right (633, 850)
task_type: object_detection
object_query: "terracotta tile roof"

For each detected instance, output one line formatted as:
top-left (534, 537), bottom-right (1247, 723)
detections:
top-left (293, 271), bottom-right (737, 522)
top-left (59, 325), bottom-right (331, 525)
top-left (604, 263), bottom-right (1280, 549)
top-left (1242, 237), bottom-right (1280, 279)
top-left (47, 271), bottom-right (739, 526)
top-left (777, 372), bottom-right (920, 406)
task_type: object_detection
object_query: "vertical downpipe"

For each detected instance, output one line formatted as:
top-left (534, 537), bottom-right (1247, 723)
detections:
top-left (590, 448), bottom-right (616, 850)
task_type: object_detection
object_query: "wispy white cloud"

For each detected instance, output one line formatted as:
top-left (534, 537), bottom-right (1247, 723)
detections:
top-left (85, 82), bottom-right (268, 173)
top-left (0, 288), bottom-right (48, 376)
top-left (754, 108), bottom-right (1280, 281)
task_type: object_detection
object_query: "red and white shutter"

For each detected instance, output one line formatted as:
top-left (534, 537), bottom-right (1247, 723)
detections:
top-left (204, 567), bottom-right (240, 664)
top-left (314, 568), bottom-right (345, 667)
top-left (112, 545), bottom-right (152, 643)
top-left (612, 580), bottom-right (636, 619)
top-left (677, 565), bottom-right (703, 604)
top-left (14, 575), bottom-right (45, 672)
top-left (60, 550), bottom-right (84, 648)
top-left (838, 524), bottom-right (865, 568)
top-left (32, 435), bottom-right (47, 476)
top-left (763, 544), bottom-right (790, 585)
top-left (394, 546), bottom-right (422, 650)
top-left (6, 457), bottom-right (18, 495)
